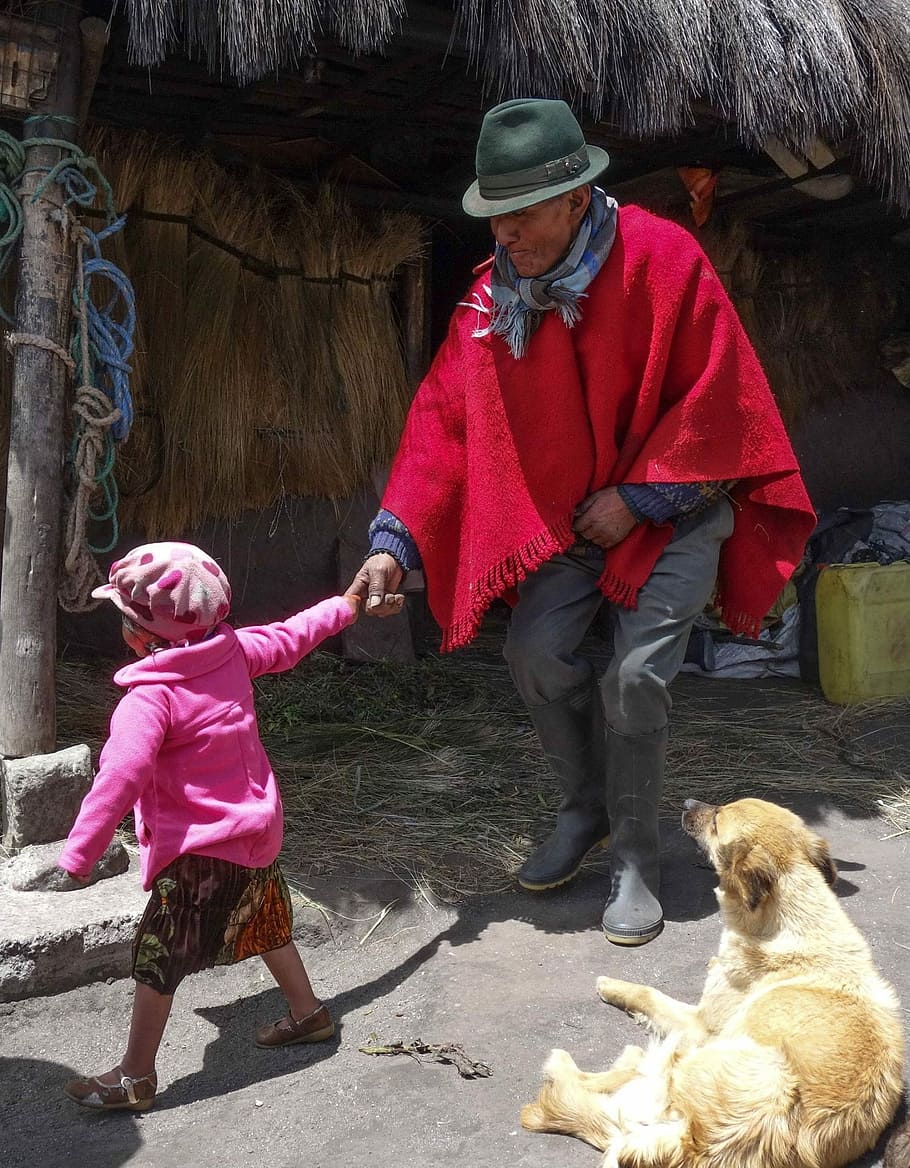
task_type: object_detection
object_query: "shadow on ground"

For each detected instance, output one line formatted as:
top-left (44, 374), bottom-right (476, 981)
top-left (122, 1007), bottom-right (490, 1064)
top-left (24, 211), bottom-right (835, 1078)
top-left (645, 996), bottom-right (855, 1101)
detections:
top-left (154, 789), bottom-right (880, 1112)
top-left (0, 1057), bottom-right (146, 1163)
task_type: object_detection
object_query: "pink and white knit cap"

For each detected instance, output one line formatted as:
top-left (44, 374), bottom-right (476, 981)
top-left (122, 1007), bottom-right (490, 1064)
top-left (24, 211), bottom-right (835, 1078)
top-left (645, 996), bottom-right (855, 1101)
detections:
top-left (92, 542), bottom-right (232, 643)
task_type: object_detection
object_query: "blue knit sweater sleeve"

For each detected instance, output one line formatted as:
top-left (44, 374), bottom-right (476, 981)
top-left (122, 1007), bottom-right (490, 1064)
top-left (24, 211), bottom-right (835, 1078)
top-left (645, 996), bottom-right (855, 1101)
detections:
top-left (618, 482), bottom-right (731, 525)
top-left (367, 509), bottom-right (423, 572)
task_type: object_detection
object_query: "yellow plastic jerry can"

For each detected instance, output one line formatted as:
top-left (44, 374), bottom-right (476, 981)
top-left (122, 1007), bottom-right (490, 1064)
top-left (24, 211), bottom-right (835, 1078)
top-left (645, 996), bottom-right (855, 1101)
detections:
top-left (816, 561), bottom-right (910, 704)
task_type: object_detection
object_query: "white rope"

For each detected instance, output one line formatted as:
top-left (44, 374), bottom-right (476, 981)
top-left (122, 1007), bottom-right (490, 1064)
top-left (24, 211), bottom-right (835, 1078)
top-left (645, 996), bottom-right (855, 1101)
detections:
top-left (58, 230), bottom-right (120, 614)
top-left (5, 330), bottom-right (76, 369)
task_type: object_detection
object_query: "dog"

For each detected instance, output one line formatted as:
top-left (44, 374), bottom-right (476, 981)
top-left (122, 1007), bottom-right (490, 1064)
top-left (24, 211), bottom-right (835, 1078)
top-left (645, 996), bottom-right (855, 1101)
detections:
top-left (521, 797), bottom-right (905, 1168)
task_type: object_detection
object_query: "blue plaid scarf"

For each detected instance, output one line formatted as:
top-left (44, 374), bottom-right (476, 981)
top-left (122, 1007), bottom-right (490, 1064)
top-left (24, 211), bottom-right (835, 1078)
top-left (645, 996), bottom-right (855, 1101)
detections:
top-left (489, 187), bottom-right (619, 359)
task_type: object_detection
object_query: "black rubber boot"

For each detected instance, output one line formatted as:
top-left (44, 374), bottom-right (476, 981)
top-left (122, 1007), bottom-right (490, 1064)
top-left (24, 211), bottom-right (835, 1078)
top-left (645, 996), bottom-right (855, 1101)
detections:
top-left (601, 725), bottom-right (667, 946)
top-left (517, 683), bottom-right (610, 891)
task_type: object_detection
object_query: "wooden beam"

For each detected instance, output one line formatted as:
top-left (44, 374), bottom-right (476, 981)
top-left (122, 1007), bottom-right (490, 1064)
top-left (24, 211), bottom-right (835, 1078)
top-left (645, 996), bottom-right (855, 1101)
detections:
top-left (0, 3), bottom-right (82, 758)
top-left (400, 252), bottom-right (432, 391)
top-left (336, 58), bottom-right (467, 158)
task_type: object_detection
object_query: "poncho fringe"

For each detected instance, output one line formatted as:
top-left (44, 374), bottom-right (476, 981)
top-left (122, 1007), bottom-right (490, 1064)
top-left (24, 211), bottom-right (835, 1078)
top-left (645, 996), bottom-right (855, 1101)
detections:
top-left (384, 206), bottom-right (816, 653)
top-left (441, 520), bottom-right (576, 652)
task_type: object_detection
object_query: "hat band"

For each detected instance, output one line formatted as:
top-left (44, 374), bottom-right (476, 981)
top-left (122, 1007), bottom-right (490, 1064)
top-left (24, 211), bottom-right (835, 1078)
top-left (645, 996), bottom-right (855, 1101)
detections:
top-left (477, 147), bottom-right (590, 200)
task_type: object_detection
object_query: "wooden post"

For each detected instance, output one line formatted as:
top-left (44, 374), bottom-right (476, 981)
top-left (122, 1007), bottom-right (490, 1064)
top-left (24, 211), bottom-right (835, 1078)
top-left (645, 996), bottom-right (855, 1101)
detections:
top-left (338, 252), bottom-right (431, 663)
top-left (76, 16), bottom-right (108, 127)
top-left (400, 252), bottom-right (432, 392)
top-left (0, 5), bottom-right (82, 758)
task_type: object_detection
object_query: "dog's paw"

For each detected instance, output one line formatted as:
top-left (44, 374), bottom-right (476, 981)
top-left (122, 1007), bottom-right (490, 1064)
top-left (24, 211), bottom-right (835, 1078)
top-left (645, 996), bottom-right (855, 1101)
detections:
top-left (543, 1048), bottom-right (578, 1080)
top-left (596, 976), bottom-right (629, 1005)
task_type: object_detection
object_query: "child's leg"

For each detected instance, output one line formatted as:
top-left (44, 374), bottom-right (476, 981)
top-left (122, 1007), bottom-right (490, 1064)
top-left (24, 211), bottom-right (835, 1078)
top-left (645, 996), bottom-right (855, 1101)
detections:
top-left (64, 981), bottom-right (171, 1109)
top-left (255, 942), bottom-right (335, 1047)
top-left (83, 982), bottom-right (173, 1086)
top-left (260, 942), bottom-right (321, 1020)
top-left (121, 982), bottom-right (174, 1077)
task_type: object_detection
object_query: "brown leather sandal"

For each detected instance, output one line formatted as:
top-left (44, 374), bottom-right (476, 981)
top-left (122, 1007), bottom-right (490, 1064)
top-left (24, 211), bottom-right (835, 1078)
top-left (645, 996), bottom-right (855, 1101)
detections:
top-left (63, 1066), bottom-right (157, 1111)
top-left (255, 1002), bottom-right (335, 1048)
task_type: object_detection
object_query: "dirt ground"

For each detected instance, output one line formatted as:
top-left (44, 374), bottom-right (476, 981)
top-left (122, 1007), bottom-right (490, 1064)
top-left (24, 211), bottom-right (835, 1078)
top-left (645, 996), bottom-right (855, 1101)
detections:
top-left (1, 792), bottom-right (907, 1168)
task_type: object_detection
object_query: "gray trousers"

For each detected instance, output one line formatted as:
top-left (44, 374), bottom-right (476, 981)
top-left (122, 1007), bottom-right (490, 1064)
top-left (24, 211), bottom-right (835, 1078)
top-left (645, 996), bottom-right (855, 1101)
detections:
top-left (503, 500), bottom-right (735, 735)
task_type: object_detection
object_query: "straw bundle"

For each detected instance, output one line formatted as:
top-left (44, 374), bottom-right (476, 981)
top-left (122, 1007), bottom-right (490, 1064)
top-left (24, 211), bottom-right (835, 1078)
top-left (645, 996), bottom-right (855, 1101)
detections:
top-left (121, 153), bottom-right (196, 527)
top-left (266, 185), bottom-right (364, 500)
top-left (55, 624), bottom-right (910, 901)
top-left (688, 217), bottom-right (898, 426)
top-left (70, 128), bottom-right (425, 537)
top-left (157, 160), bottom-right (277, 531)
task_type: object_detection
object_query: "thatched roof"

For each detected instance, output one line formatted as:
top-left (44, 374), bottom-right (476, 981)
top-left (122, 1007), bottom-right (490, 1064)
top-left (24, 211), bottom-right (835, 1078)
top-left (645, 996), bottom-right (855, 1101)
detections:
top-left (120, 1), bottom-right (910, 208)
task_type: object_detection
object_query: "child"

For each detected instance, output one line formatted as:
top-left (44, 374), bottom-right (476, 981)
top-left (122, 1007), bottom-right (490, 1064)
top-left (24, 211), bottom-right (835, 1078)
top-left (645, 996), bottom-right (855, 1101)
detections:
top-left (58, 541), bottom-right (365, 1112)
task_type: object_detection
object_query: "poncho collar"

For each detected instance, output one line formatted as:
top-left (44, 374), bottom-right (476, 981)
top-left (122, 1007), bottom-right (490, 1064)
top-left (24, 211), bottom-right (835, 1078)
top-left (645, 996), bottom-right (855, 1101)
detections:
top-left (489, 186), bottom-right (619, 358)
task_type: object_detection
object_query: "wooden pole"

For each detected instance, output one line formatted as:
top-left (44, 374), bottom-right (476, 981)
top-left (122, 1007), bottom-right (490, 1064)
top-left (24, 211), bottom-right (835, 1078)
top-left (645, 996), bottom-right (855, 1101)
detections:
top-left (400, 251), bottom-right (431, 392)
top-left (0, 4), bottom-right (82, 758)
top-left (76, 16), bottom-right (108, 127)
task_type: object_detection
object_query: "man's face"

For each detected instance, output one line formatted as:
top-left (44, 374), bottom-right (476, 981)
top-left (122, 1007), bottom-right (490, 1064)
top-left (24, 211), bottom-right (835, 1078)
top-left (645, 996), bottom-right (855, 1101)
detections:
top-left (489, 187), bottom-right (591, 278)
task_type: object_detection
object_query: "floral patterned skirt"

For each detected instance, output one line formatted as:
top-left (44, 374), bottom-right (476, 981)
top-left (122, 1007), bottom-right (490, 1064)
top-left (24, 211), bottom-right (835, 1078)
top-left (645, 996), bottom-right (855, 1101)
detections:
top-left (132, 853), bottom-right (293, 995)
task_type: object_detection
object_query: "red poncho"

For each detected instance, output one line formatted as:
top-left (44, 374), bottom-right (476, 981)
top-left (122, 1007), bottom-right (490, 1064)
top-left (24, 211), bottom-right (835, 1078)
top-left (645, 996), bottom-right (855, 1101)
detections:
top-left (383, 206), bottom-right (816, 652)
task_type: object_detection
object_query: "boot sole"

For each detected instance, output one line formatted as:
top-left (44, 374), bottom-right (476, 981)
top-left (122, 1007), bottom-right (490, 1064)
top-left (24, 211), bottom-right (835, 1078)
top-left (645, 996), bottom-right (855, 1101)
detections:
top-left (517, 835), bottom-right (611, 892)
top-left (603, 919), bottom-right (664, 946)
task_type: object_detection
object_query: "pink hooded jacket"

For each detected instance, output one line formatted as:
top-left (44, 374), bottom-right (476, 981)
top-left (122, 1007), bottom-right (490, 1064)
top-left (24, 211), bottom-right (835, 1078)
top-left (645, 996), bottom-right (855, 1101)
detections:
top-left (59, 597), bottom-right (356, 889)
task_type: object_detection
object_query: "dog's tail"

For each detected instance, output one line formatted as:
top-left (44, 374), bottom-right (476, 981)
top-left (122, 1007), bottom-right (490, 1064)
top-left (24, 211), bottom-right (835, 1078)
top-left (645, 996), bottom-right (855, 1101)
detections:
top-left (520, 1049), bottom-right (619, 1152)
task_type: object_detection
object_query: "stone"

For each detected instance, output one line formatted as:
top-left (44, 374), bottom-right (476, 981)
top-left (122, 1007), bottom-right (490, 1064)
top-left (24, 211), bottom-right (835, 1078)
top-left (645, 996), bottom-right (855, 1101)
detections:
top-left (0, 744), bottom-right (92, 849)
top-left (0, 838), bottom-right (130, 892)
top-left (0, 855), bottom-right (147, 1001)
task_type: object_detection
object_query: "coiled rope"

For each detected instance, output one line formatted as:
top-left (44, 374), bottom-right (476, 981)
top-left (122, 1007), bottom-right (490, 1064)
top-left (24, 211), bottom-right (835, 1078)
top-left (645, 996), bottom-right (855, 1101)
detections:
top-left (0, 130), bottom-right (26, 320)
top-left (1, 117), bottom-right (135, 612)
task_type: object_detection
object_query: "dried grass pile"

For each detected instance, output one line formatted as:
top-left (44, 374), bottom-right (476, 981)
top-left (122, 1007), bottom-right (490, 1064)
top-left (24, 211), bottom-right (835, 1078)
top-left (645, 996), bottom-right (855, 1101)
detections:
top-left (696, 220), bottom-right (897, 425)
top-left (55, 626), bottom-right (910, 902)
top-left (82, 126), bottom-right (424, 536)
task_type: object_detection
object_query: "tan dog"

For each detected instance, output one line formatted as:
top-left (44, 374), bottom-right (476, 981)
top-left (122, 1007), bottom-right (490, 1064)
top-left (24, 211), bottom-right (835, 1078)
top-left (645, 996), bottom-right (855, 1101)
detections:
top-left (521, 797), bottom-right (905, 1168)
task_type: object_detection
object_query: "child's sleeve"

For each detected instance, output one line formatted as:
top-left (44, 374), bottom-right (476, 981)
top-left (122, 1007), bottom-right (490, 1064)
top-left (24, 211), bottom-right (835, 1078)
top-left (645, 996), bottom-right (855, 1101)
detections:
top-left (58, 686), bottom-right (168, 879)
top-left (237, 596), bottom-right (358, 678)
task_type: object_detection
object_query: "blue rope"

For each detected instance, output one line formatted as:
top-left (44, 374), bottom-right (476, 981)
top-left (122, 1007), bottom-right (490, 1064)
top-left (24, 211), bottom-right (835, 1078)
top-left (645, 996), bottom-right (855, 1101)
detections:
top-left (0, 121), bottom-right (136, 582)
top-left (21, 135), bottom-right (116, 221)
top-left (73, 215), bottom-right (136, 441)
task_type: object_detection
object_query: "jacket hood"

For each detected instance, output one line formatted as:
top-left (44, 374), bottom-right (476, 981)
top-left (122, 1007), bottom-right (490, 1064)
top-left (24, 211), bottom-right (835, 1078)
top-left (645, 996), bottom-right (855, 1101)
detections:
top-left (113, 622), bottom-right (238, 687)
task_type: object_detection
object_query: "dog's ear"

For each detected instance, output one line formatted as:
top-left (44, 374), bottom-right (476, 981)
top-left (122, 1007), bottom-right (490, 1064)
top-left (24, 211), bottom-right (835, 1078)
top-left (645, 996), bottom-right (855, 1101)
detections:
top-left (719, 839), bottom-right (778, 911)
top-left (806, 833), bottom-right (838, 887)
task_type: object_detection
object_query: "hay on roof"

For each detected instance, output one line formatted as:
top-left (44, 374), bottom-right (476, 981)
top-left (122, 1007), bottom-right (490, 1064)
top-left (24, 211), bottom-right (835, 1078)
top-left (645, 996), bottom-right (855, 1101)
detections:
top-left (123, 0), bottom-right (406, 83)
top-left (120, 1), bottom-right (910, 210)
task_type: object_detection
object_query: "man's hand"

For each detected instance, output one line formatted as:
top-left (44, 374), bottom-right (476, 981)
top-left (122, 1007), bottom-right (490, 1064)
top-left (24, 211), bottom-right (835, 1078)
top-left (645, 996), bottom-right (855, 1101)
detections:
top-left (573, 487), bottom-right (638, 549)
top-left (347, 553), bottom-right (406, 617)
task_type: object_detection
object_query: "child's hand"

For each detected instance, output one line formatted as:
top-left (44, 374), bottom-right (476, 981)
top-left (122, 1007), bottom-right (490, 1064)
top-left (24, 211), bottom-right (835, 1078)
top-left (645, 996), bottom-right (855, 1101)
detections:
top-left (343, 593), bottom-right (363, 622)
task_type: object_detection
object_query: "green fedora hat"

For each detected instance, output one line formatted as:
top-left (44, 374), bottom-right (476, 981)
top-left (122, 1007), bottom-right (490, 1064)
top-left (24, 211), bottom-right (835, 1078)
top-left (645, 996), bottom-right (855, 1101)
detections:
top-left (462, 98), bottom-right (610, 218)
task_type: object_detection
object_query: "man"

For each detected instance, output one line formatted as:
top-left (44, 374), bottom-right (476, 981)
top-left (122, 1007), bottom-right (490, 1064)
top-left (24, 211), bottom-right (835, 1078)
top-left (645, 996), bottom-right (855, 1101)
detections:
top-left (349, 98), bottom-right (815, 946)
